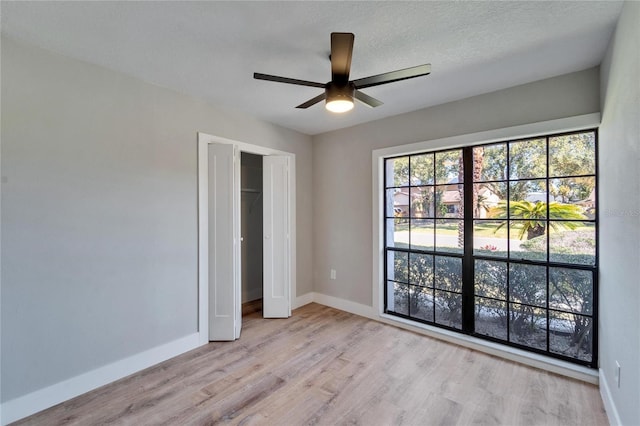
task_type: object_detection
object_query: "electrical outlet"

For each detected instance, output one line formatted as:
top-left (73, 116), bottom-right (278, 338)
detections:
top-left (615, 361), bottom-right (621, 388)
top-left (330, 269), bottom-right (336, 280)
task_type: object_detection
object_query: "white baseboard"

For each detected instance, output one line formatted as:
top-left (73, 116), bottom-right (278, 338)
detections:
top-left (293, 292), bottom-right (376, 319)
top-left (292, 292), bottom-right (315, 309)
top-left (599, 368), bottom-right (622, 426)
top-left (1, 332), bottom-right (203, 425)
top-left (312, 292), bottom-right (376, 319)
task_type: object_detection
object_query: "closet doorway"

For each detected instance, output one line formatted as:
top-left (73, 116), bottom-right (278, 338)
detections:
top-left (240, 152), bottom-right (264, 316)
top-left (197, 132), bottom-right (295, 343)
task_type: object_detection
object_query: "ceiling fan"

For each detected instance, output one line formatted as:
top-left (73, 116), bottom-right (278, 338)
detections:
top-left (254, 32), bottom-right (431, 113)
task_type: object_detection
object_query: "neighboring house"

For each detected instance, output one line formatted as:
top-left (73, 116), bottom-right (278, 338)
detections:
top-left (440, 186), bottom-right (461, 217)
top-left (393, 189), bottom-right (410, 216)
top-left (440, 180), bottom-right (501, 219)
top-left (523, 191), bottom-right (567, 203)
top-left (475, 185), bottom-right (501, 218)
top-left (394, 183), bottom-right (500, 219)
top-left (525, 191), bottom-right (548, 203)
top-left (576, 188), bottom-right (596, 209)
top-left (576, 188), bottom-right (597, 219)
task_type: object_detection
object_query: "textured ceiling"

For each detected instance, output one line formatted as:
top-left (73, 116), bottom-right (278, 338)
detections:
top-left (1, 1), bottom-right (624, 135)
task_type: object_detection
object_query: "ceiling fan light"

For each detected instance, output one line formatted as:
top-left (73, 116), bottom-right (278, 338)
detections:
top-left (326, 98), bottom-right (354, 113)
top-left (325, 81), bottom-right (355, 113)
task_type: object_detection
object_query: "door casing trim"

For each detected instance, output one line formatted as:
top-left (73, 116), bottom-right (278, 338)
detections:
top-left (197, 132), bottom-right (296, 344)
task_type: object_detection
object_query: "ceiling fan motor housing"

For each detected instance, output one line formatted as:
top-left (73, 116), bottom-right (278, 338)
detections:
top-left (326, 81), bottom-right (355, 103)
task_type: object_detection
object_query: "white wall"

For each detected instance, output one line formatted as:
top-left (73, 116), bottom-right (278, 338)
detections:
top-left (599, 2), bottom-right (640, 425)
top-left (312, 68), bottom-right (600, 306)
top-left (0, 36), bottom-right (313, 405)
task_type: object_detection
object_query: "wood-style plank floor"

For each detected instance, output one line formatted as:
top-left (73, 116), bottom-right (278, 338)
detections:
top-left (15, 303), bottom-right (608, 426)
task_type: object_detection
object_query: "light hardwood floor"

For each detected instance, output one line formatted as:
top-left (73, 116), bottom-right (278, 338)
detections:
top-left (15, 303), bottom-right (608, 425)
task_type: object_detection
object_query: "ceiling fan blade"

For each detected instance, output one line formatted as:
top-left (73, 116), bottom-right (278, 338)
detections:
top-left (352, 64), bottom-right (431, 89)
top-left (254, 73), bottom-right (325, 88)
top-left (331, 32), bottom-right (354, 83)
top-left (354, 90), bottom-right (383, 108)
top-left (296, 93), bottom-right (326, 109)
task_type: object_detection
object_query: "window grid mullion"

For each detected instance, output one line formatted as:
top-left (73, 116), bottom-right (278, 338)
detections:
top-left (506, 141), bottom-right (511, 343)
top-left (545, 136), bottom-right (551, 352)
top-left (383, 129), bottom-right (597, 368)
top-left (462, 146), bottom-right (474, 332)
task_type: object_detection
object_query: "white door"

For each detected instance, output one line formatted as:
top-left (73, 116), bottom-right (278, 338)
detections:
top-left (263, 156), bottom-right (291, 318)
top-left (208, 143), bottom-right (240, 340)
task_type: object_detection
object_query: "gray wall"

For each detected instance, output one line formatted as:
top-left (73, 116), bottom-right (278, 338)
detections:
top-left (312, 67), bottom-right (600, 307)
top-left (599, 2), bottom-right (640, 424)
top-left (0, 37), bottom-right (313, 402)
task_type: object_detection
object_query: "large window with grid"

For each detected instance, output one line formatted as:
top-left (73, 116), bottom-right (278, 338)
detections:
top-left (384, 130), bottom-right (597, 367)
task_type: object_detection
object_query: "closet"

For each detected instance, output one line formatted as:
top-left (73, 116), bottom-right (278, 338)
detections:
top-left (240, 152), bottom-right (263, 315)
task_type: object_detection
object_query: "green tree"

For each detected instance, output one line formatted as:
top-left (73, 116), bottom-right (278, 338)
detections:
top-left (493, 201), bottom-right (587, 240)
top-left (549, 133), bottom-right (596, 177)
top-left (388, 152), bottom-right (462, 220)
top-left (389, 157), bottom-right (409, 186)
top-left (550, 177), bottom-right (594, 203)
top-left (477, 134), bottom-right (595, 201)
top-left (410, 154), bottom-right (434, 185)
top-left (389, 151), bottom-right (462, 187)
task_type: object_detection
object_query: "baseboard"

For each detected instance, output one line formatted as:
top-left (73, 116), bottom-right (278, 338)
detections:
top-left (1, 332), bottom-right (203, 425)
top-left (312, 292), bottom-right (376, 319)
top-left (599, 368), bottom-right (622, 426)
top-left (292, 292), bottom-right (315, 310)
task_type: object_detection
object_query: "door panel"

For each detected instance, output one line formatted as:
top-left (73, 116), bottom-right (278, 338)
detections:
top-left (263, 156), bottom-right (291, 318)
top-left (208, 143), bottom-right (239, 340)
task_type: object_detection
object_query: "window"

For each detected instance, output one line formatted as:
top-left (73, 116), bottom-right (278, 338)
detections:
top-left (384, 130), bottom-right (597, 367)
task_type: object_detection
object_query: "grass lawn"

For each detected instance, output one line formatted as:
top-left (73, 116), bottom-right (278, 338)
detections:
top-left (393, 220), bottom-right (594, 239)
top-left (393, 221), bottom-right (508, 237)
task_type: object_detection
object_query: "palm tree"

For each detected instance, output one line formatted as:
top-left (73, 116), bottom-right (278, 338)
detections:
top-left (456, 147), bottom-right (484, 248)
top-left (493, 200), bottom-right (586, 240)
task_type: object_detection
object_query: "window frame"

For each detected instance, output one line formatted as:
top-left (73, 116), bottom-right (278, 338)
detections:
top-left (372, 114), bottom-right (600, 371)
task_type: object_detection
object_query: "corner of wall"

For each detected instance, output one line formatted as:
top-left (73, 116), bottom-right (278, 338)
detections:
top-left (293, 292), bottom-right (315, 310)
top-left (312, 292), bottom-right (376, 319)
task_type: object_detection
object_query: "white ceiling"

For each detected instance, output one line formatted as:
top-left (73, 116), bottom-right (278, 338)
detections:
top-left (1, 1), bottom-right (623, 135)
